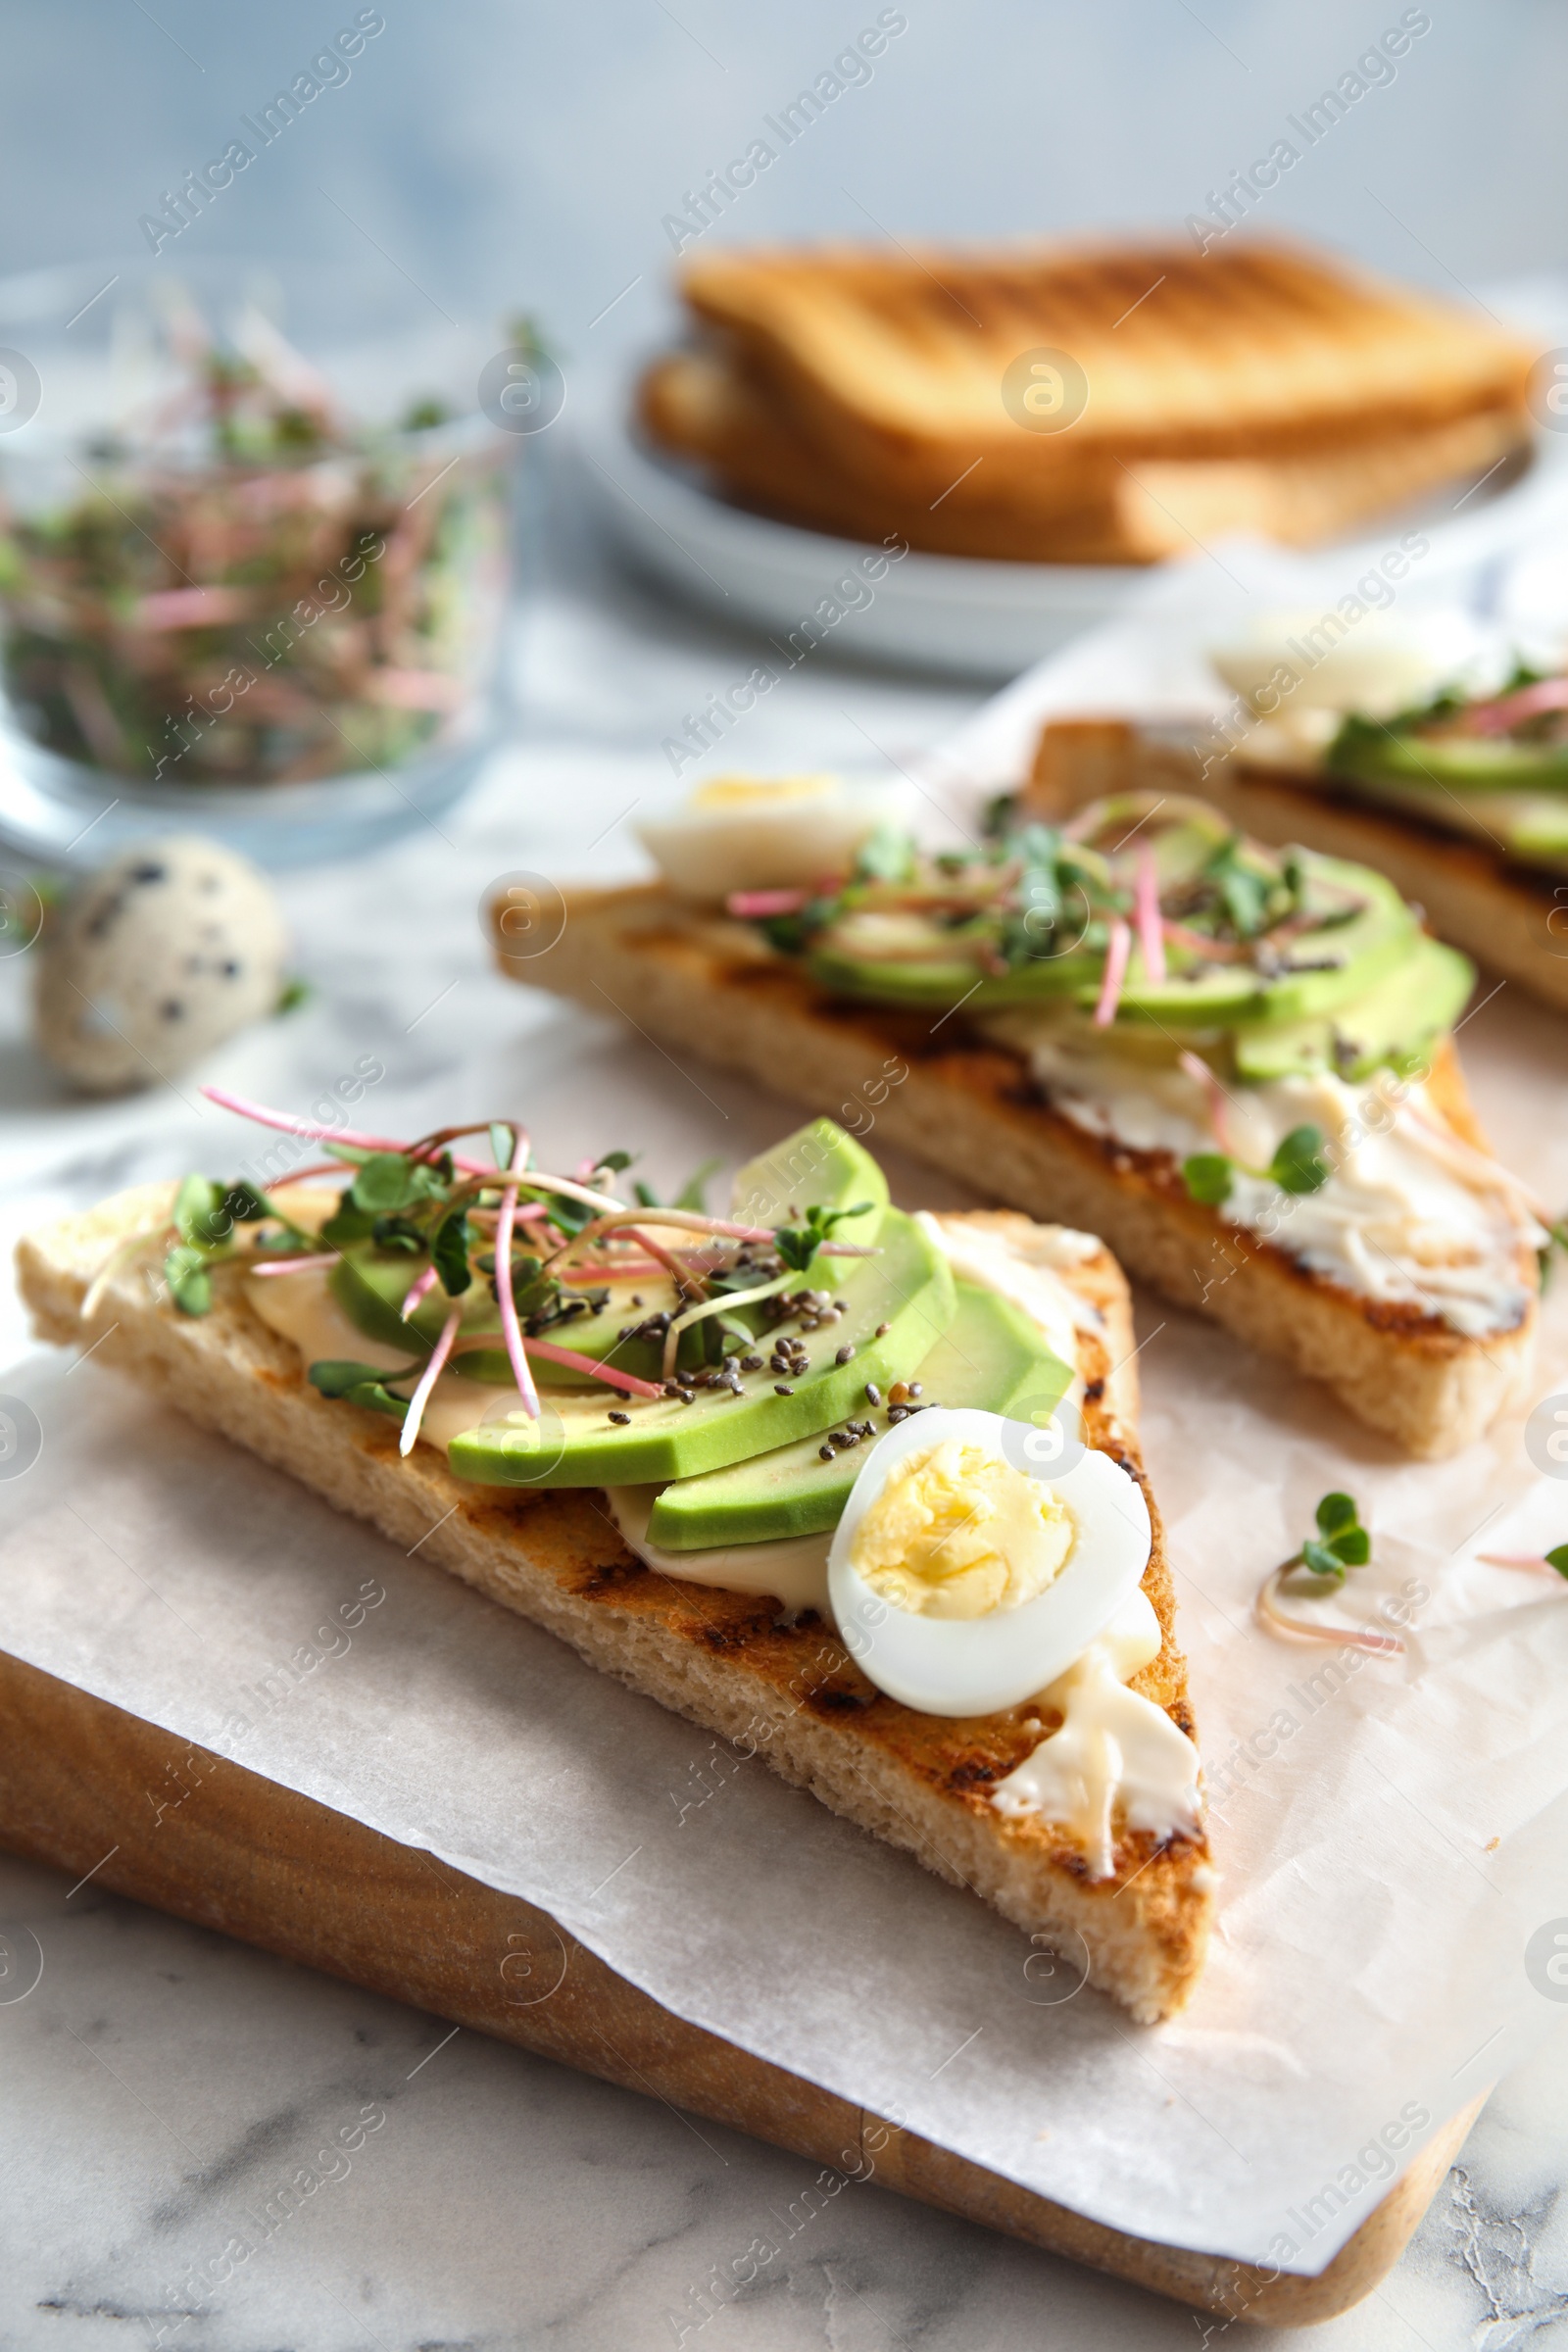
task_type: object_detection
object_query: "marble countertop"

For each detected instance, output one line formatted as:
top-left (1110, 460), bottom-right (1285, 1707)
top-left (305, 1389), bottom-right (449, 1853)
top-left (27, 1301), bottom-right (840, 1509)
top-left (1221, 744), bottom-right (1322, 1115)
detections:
top-left (1, 460), bottom-right (1565, 2351)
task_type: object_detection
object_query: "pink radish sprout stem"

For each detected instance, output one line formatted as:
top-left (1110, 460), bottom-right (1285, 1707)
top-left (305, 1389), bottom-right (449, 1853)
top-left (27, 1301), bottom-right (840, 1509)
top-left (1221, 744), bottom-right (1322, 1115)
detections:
top-left (251, 1252), bottom-right (338, 1278)
top-left (1255, 1566), bottom-right (1404, 1655)
top-left (1478, 1551), bottom-right (1568, 1575)
top-left (727, 888), bottom-right (808, 917)
top-left (202, 1087), bottom-right (492, 1174)
top-left (402, 1263), bottom-right (439, 1319)
top-left (1178, 1051), bottom-right (1238, 1158)
top-left (1464, 676), bottom-right (1568, 735)
top-left (1093, 919), bottom-right (1131, 1028)
top-left (495, 1134), bottom-right (541, 1423)
top-left (1134, 846), bottom-right (1166, 985)
top-left (400, 1306), bottom-right (463, 1457)
top-left (520, 1337), bottom-right (663, 1397)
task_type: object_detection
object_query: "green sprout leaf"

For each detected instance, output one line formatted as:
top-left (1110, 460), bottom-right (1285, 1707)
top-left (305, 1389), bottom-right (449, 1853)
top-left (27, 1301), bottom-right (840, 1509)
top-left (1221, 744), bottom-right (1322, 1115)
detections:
top-left (853, 824), bottom-right (918, 885)
top-left (1182, 1152), bottom-right (1234, 1206)
top-left (672, 1155), bottom-right (722, 1212)
top-left (1269, 1126), bottom-right (1331, 1196)
top-left (773, 1198), bottom-right (874, 1274)
top-left (1293, 1491), bottom-right (1370, 1586)
top-left (489, 1122), bottom-right (516, 1173)
top-left (1300, 1539), bottom-right (1348, 1582)
top-left (1546, 1544), bottom-right (1568, 1580)
top-left (595, 1149), bottom-right (635, 1177)
top-left (352, 1152), bottom-right (428, 1213)
top-left (172, 1174), bottom-right (232, 1250)
top-left (1316, 1492), bottom-right (1358, 1538)
top-left (431, 1209), bottom-right (472, 1297)
top-left (163, 1244), bottom-right (214, 1316)
top-left (1538, 1217), bottom-right (1568, 1291)
top-left (1203, 835), bottom-right (1274, 939)
top-left (308, 1358), bottom-right (421, 1419)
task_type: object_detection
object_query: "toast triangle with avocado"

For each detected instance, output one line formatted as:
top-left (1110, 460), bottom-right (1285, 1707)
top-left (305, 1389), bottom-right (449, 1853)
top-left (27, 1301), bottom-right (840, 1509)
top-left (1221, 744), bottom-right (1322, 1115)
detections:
top-left (18, 1117), bottom-right (1213, 2025)
top-left (498, 784), bottom-right (1543, 1458)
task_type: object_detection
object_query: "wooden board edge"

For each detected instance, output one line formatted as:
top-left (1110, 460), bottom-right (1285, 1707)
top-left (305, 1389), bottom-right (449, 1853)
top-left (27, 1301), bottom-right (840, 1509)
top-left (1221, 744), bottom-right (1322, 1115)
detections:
top-left (0, 1646), bottom-right (1478, 2327)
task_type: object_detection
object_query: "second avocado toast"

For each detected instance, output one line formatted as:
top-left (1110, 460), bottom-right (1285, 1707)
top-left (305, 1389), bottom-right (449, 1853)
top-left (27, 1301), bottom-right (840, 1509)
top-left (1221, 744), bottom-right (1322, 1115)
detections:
top-left (506, 783), bottom-right (1545, 1457)
top-left (18, 1110), bottom-right (1211, 2024)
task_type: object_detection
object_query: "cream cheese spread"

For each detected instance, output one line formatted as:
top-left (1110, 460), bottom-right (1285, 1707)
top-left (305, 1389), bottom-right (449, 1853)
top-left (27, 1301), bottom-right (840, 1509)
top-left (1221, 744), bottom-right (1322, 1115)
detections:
top-left (246, 1267), bottom-right (521, 1451)
top-left (606, 1486), bottom-right (831, 1616)
top-left (989, 1588), bottom-right (1201, 1878)
top-left (980, 1016), bottom-right (1543, 1339)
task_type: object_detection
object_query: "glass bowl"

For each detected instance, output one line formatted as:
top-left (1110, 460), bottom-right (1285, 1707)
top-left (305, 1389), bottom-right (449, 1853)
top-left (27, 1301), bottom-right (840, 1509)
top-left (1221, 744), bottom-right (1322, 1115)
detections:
top-left (0, 257), bottom-right (521, 868)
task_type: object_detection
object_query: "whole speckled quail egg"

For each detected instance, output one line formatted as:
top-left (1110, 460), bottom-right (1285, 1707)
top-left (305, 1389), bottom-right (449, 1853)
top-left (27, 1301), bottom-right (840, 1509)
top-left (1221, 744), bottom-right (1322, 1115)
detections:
top-left (32, 838), bottom-right (289, 1094)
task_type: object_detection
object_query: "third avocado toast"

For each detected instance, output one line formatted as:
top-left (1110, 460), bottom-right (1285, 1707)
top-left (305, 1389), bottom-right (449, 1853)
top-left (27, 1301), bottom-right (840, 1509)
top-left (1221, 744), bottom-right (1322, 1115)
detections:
top-left (506, 781), bottom-right (1546, 1456)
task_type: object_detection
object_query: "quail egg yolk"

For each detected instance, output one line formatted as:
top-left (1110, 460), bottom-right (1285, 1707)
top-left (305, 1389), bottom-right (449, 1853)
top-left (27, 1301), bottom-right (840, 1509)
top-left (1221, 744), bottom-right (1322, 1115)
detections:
top-left (687, 772), bottom-right (837, 808)
top-left (850, 1440), bottom-right (1075, 1620)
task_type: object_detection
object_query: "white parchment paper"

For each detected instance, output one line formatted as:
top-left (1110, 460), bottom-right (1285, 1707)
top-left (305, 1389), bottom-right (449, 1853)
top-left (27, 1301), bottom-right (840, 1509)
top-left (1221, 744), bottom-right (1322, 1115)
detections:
top-left (4, 981), bottom-right (1568, 2277)
top-left (6, 570), bottom-right (1568, 2271)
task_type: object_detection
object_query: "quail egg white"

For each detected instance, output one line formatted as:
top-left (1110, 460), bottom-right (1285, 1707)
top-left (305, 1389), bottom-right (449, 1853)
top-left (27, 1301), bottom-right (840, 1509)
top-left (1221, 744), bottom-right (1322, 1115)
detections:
top-left (827, 1406), bottom-right (1151, 1717)
top-left (638, 771), bottom-right (911, 904)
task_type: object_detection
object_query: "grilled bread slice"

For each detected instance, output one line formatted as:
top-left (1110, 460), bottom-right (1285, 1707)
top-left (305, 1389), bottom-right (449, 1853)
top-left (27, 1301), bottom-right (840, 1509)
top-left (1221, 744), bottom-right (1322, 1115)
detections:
top-left (641, 345), bottom-right (1523, 564)
top-left (1029, 717), bottom-right (1568, 1014)
top-left (504, 888), bottom-right (1540, 1459)
top-left (18, 1187), bottom-right (1213, 2025)
top-left (665, 238), bottom-right (1532, 510)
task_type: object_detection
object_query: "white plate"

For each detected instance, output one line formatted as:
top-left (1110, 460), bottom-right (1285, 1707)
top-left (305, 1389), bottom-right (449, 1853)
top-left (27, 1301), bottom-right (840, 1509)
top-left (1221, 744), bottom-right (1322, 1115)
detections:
top-left (575, 375), bottom-right (1568, 685)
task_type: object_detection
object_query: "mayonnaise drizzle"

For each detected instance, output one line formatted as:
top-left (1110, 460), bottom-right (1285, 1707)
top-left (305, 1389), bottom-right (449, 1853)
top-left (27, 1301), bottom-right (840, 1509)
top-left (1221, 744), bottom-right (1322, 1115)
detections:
top-left (980, 1016), bottom-right (1543, 1339)
top-left (989, 1589), bottom-right (1201, 1878)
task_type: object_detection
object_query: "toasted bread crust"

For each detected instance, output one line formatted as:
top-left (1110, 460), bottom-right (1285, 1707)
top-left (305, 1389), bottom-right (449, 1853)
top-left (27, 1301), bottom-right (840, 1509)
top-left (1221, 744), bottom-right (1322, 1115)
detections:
top-left (17, 1187), bottom-right (1212, 2024)
top-left (504, 888), bottom-right (1538, 1458)
top-left (641, 347), bottom-right (1525, 564)
top-left (1027, 719), bottom-right (1568, 1014)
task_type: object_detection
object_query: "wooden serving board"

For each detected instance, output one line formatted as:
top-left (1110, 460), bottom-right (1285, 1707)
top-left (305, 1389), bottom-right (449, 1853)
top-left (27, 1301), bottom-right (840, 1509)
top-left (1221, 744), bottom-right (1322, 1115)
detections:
top-left (0, 1645), bottom-right (1479, 2329)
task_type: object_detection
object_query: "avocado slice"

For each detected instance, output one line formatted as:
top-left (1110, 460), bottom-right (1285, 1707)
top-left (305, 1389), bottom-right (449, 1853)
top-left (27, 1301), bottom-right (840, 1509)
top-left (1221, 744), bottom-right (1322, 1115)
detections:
top-left (1232, 933), bottom-right (1474, 1082)
top-left (644, 1280), bottom-right (1073, 1550)
top-left (807, 945), bottom-right (1104, 1009)
top-left (445, 1207), bottom-right (956, 1490)
top-left (729, 1119), bottom-right (888, 1287)
top-left (1330, 725), bottom-right (1568, 795)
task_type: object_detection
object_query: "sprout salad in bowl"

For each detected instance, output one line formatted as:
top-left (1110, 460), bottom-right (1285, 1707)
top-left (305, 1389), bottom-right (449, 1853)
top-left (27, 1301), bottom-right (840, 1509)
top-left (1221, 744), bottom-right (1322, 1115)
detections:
top-left (0, 263), bottom-right (523, 865)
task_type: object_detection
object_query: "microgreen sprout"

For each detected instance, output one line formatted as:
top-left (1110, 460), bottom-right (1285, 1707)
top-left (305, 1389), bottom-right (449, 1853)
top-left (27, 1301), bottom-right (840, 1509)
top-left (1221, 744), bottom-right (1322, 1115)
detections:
top-left (773, 1200), bottom-right (874, 1274)
top-left (1181, 1126), bottom-right (1332, 1208)
top-left (1255, 1491), bottom-right (1401, 1654)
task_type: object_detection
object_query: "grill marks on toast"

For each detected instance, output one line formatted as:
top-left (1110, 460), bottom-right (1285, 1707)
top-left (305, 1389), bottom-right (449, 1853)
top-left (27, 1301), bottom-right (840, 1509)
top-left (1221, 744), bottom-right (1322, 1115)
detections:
top-left (645, 237), bottom-right (1532, 558)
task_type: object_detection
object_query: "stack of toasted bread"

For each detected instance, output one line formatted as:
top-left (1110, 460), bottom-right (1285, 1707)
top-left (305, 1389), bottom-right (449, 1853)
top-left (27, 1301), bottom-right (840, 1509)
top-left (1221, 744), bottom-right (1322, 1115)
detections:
top-left (639, 238), bottom-right (1535, 564)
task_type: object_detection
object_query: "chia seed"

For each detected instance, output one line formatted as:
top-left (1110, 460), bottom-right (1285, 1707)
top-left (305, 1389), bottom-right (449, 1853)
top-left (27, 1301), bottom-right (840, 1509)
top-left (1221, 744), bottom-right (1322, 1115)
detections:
top-left (608, 1410), bottom-right (630, 1425)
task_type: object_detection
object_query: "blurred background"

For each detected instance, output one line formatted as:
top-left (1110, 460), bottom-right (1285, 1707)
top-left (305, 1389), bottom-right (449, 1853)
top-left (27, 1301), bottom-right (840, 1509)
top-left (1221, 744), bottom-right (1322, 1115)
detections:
top-left (0, 0), bottom-right (1562, 357)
